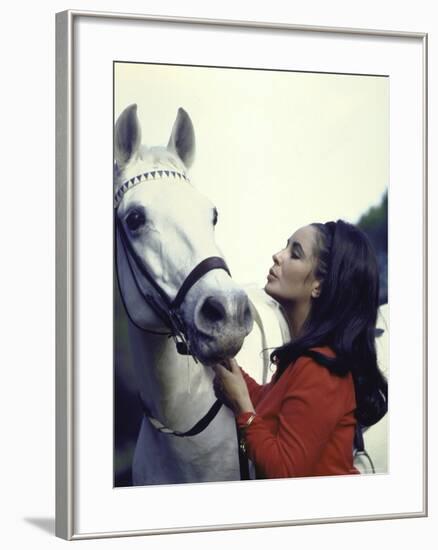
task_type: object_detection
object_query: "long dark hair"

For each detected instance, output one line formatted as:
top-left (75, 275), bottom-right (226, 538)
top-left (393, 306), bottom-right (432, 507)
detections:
top-left (271, 220), bottom-right (388, 427)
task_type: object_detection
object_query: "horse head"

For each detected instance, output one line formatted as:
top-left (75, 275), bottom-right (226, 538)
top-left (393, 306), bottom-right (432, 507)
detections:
top-left (114, 104), bottom-right (253, 365)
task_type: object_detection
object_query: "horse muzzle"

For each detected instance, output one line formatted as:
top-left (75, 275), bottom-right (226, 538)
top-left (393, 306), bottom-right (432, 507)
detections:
top-left (188, 290), bottom-right (254, 365)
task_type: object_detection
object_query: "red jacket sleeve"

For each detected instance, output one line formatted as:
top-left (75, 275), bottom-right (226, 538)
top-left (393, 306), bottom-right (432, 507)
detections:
top-left (236, 358), bottom-right (351, 478)
top-left (239, 367), bottom-right (272, 406)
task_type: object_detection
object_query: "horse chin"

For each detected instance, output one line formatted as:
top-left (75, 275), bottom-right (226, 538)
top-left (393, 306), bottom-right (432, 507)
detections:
top-left (188, 335), bottom-right (246, 367)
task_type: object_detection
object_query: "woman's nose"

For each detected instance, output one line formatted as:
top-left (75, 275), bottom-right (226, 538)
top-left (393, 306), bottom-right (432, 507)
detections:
top-left (272, 251), bottom-right (281, 264)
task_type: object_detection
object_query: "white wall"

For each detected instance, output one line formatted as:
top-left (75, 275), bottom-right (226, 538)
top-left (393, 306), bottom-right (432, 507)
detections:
top-left (1, 1), bottom-right (436, 549)
top-left (115, 63), bottom-right (388, 286)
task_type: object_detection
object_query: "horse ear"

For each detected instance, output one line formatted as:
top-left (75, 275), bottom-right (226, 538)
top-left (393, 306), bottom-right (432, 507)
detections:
top-left (167, 108), bottom-right (195, 169)
top-left (114, 104), bottom-right (142, 169)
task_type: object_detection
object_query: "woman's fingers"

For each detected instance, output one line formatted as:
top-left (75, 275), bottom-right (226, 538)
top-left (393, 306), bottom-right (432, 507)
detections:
top-left (222, 357), bottom-right (239, 372)
top-left (213, 363), bottom-right (230, 379)
top-left (212, 360), bottom-right (251, 414)
top-left (229, 357), bottom-right (240, 372)
top-left (212, 376), bottom-right (223, 398)
top-left (212, 372), bottom-right (233, 407)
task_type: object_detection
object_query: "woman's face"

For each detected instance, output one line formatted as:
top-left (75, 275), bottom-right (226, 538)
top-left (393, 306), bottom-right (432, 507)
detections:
top-left (265, 225), bottom-right (321, 307)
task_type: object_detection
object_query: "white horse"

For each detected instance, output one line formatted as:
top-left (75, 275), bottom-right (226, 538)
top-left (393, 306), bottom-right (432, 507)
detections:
top-left (114, 105), bottom-right (388, 485)
top-left (114, 105), bottom-right (256, 484)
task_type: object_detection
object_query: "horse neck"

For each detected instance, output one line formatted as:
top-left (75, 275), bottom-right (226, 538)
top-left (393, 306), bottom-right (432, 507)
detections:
top-left (127, 319), bottom-right (216, 430)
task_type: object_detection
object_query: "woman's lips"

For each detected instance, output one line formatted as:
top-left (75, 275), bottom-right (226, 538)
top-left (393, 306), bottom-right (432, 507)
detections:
top-left (267, 269), bottom-right (278, 280)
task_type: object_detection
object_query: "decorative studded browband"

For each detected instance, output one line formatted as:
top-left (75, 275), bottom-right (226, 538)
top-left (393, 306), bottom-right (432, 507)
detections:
top-left (113, 169), bottom-right (190, 208)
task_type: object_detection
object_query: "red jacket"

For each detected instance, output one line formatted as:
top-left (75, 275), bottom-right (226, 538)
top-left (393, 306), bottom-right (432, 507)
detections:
top-left (236, 347), bottom-right (359, 479)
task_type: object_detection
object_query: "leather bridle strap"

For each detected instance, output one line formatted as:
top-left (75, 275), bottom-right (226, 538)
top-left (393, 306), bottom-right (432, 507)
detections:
top-left (353, 423), bottom-right (376, 474)
top-left (116, 214), bottom-right (173, 308)
top-left (172, 257), bottom-right (231, 309)
top-left (237, 425), bottom-right (250, 480)
top-left (140, 394), bottom-right (223, 437)
top-left (141, 392), bottom-right (250, 479)
top-left (116, 213), bottom-right (230, 318)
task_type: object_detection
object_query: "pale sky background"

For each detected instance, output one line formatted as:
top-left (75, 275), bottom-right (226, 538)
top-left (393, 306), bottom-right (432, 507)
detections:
top-left (115, 62), bottom-right (388, 287)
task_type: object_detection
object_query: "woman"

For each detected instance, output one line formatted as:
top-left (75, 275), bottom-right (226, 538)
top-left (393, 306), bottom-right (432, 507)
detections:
top-left (213, 220), bottom-right (388, 479)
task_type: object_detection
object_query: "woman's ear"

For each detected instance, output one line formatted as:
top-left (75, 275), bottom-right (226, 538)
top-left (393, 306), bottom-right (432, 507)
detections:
top-left (311, 281), bottom-right (322, 299)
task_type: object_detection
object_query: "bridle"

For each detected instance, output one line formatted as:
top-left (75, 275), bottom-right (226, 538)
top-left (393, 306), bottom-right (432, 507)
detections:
top-left (115, 169), bottom-right (247, 460)
top-left (114, 168), bottom-right (231, 361)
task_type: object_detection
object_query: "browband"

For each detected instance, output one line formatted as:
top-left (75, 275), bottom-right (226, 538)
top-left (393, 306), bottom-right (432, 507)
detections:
top-left (114, 169), bottom-right (190, 208)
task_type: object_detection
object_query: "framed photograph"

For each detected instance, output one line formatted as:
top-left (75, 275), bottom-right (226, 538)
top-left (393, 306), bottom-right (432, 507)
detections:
top-left (56, 10), bottom-right (428, 540)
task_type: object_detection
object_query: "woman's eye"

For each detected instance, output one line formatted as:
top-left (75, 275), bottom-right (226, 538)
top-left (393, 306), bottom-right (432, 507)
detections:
top-left (125, 209), bottom-right (146, 232)
top-left (213, 208), bottom-right (218, 226)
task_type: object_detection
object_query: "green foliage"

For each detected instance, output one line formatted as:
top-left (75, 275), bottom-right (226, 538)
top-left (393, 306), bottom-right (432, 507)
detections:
top-left (357, 191), bottom-right (388, 251)
top-left (357, 190), bottom-right (388, 304)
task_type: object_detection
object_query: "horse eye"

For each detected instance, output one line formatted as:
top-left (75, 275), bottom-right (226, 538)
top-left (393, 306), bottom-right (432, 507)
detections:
top-left (125, 209), bottom-right (146, 232)
top-left (213, 208), bottom-right (218, 226)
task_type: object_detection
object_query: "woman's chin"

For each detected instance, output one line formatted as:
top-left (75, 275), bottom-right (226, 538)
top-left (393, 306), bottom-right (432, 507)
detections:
top-left (264, 281), bottom-right (276, 298)
top-left (264, 283), bottom-right (285, 308)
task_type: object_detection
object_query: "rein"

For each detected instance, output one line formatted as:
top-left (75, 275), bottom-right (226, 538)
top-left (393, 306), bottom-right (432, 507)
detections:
top-left (139, 393), bottom-right (223, 437)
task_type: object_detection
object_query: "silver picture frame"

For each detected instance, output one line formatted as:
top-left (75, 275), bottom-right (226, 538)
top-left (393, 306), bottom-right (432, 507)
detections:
top-left (56, 9), bottom-right (428, 540)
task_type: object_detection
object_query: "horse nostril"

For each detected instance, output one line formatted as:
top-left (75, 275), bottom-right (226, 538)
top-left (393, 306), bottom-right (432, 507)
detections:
top-left (200, 296), bottom-right (226, 324)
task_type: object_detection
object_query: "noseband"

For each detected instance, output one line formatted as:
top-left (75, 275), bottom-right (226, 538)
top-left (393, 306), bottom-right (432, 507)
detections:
top-left (114, 169), bottom-right (231, 360)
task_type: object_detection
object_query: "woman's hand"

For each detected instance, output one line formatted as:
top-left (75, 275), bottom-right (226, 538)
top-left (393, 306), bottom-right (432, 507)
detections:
top-left (212, 358), bottom-right (255, 416)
